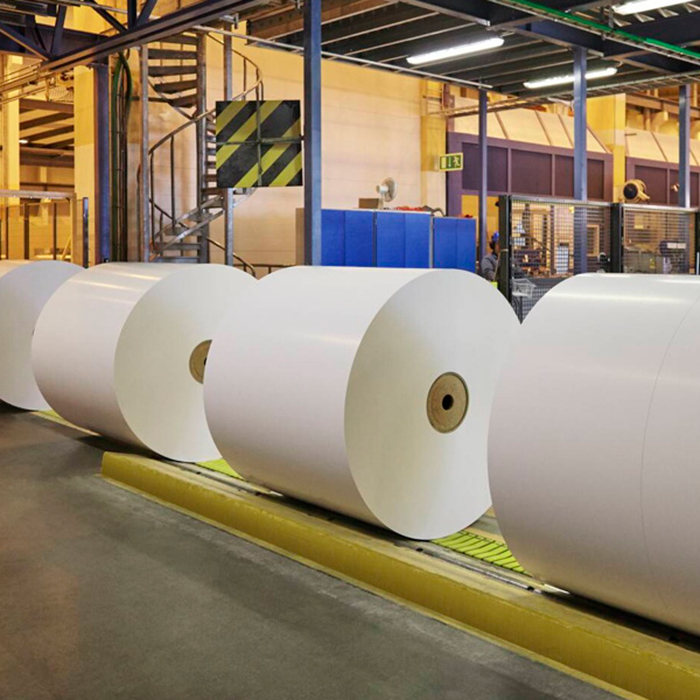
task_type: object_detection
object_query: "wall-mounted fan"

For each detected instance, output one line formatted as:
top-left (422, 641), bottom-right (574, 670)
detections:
top-left (376, 177), bottom-right (397, 207)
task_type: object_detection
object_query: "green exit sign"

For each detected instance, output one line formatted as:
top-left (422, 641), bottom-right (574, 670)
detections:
top-left (439, 153), bottom-right (463, 171)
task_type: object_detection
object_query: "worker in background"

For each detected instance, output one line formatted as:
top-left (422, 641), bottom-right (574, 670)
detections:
top-left (480, 232), bottom-right (500, 281)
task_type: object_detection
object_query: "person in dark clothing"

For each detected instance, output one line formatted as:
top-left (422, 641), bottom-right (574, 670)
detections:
top-left (480, 232), bottom-right (500, 281)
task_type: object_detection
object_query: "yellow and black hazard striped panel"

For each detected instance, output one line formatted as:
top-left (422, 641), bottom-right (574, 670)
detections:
top-left (215, 99), bottom-right (303, 188)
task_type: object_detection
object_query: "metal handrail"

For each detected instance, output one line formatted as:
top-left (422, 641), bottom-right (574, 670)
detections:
top-left (141, 41), bottom-right (264, 261)
top-left (206, 238), bottom-right (257, 277)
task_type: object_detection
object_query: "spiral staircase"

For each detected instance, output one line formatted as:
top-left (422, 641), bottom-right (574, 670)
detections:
top-left (145, 29), bottom-right (262, 269)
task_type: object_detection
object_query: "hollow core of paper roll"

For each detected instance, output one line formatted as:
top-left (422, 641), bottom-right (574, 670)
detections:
top-left (0, 260), bottom-right (81, 410)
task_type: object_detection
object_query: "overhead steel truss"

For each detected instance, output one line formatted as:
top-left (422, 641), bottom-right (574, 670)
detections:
top-left (243, 0), bottom-right (700, 100)
top-left (0, 0), bottom-right (269, 95)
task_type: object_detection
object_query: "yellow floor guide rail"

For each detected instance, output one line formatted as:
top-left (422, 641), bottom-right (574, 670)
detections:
top-left (102, 451), bottom-right (700, 700)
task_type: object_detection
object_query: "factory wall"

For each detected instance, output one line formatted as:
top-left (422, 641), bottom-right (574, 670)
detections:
top-left (129, 35), bottom-right (442, 266)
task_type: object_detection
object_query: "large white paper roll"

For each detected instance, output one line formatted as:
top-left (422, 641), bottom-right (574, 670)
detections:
top-left (0, 260), bottom-right (81, 410)
top-left (489, 273), bottom-right (700, 634)
top-left (205, 266), bottom-right (519, 539)
top-left (32, 262), bottom-right (256, 462)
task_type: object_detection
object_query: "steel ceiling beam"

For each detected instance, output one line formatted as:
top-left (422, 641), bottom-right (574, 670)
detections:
top-left (616, 11), bottom-right (700, 47)
top-left (301, 4), bottom-right (437, 46)
top-left (402, 0), bottom-right (700, 69)
top-left (329, 15), bottom-right (468, 57)
top-left (486, 0), bottom-right (700, 66)
top-left (247, 0), bottom-right (388, 40)
top-left (401, 0), bottom-right (491, 25)
top-left (81, 0), bottom-right (126, 33)
top-left (0, 20), bottom-right (49, 58)
top-left (0, 0), bottom-right (268, 94)
top-left (376, 33), bottom-right (536, 69)
top-left (0, 25), bottom-right (98, 57)
top-left (346, 23), bottom-right (491, 62)
top-left (518, 19), bottom-right (698, 74)
top-left (447, 48), bottom-right (570, 81)
top-left (136, 0), bottom-right (159, 27)
top-left (51, 5), bottom-right (67, 55)
top-left (488, 0), bottom-right (611, 28)
top-left (21, 113), bottom-right (72, 130)
top-left (444, 42), bottom-right (565, 78)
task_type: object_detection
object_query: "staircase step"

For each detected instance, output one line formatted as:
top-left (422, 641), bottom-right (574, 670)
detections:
top-left (154, 80), bottom-right (198, 94)
top-left (148, 48), bottom-right (197, 61)
top-left (167, 243), bottom-right (203, 250)
top-left (149, 65), bottom-right (198, 77)
top-left (159, 33), bottom-right (199, 46)
top-left (169, 94), bottom-right (198, 108)
top-left (158, 256), bottom-right (201, 263)
top-left (203, 187), bottom-right (223, 196)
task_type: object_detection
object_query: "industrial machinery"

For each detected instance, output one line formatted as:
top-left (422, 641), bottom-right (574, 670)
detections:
top-left (623, 179), bottom-right (651, 203)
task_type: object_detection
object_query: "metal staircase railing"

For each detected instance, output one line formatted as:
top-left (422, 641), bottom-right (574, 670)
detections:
top-left (141, 30), bottom-right (263, 266)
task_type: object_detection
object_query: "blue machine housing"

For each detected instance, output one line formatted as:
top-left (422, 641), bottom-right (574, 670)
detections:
top-left (320, 209), bottom-right (476, 272)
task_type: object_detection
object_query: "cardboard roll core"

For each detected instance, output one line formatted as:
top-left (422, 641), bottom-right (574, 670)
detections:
top-left (189, 340), bottom-right (212, 384)
top-left (427, 372), bottom-right (468, 433)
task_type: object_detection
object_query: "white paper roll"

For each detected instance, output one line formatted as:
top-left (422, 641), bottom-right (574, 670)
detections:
top-left (0, 260), bottom-right (81, 410)
top-left (205, 266), bottom-right (519, 539)
top-left (32, 262), bottom-right (256, 462)
top-left (489, 273), bottom-right (700, 634)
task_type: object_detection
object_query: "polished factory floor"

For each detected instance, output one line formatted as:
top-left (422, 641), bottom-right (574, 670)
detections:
top-left (0, 406), bottom-right (619, 700)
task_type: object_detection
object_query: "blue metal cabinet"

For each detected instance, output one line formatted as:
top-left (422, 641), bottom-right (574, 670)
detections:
top-left (433, 217), bottom-right (476, 272)
top-left (320, 210), bottom-right (474, 272)
top-left (321, 209), bottom-right (374, 266)
top-left (375, 211), bottom-right (431, 268)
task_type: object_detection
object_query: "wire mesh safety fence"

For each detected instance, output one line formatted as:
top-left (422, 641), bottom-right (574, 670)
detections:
top-left (0, 194), bottom-right (77, 264)
top-left (499, 196), bottom-right (612, 320)
top-left (621, 205), bottom-right (696, 275)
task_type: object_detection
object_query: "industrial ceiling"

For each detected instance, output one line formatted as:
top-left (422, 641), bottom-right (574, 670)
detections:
top-left (242, 0), bottom-right (700, 102)
top-left (1, 0), bottom-right (700, 103)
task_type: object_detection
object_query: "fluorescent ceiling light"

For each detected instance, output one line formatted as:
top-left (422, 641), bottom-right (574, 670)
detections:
top-left (524, 66), bottom-right (618, 90)
top-left (612, 0), bottom-right (686, 15)
top-left (19, 139), bottom-right (28, 144)
top-left (407, 36), bottom-right (505, 66)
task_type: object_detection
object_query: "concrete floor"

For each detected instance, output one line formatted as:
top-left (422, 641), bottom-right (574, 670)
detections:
top-left (0, 406), bottom-right (620, 700)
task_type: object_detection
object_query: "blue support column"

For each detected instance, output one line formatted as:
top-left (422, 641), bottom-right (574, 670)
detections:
top-left (573, 48), bottom-right (587, 201)
top-left (679, 84), bottom-right (691, 209)
top-left (573, 47), bottom-right (588, 274)
top-left (95, 62), bottom-right (110, 263)
top-left (304, 0), bottom-right (322, 265)
top-left (478, 89), bottom-right (488, 266)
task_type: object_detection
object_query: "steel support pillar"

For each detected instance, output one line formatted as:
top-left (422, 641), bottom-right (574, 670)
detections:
top-left (573, 47), bottom-right (588, 275)
top-left (139, 46), bottom-right (150, 262)
top-left (478, 89), bottom-right (488, 266)
top-left (573, 48), bottom-right (587, 201)
top-left (95, 62), bottom-right (111, 263)
top-left (679, 83), bottom-right (691, 209)
top-left (223, 26), bottom-right (234, 267)
top-left (303, 0), bottom-right (322, 266)
top-left (196, 32), bottom-right (209, 263)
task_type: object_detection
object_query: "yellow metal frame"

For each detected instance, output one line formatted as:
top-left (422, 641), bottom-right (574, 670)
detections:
top-left (102, 452), bottom-right (700, 700)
